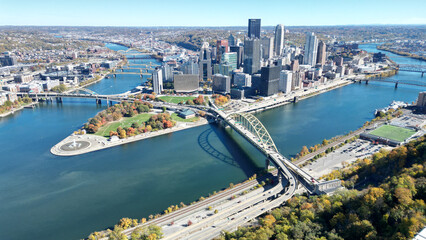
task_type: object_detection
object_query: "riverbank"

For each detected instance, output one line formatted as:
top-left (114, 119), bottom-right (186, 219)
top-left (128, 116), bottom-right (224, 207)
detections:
top-left (377, 45), bottom-right (426, 62)
top-left (0, 101), bottom-right (38, 118)
top-left (51, 117), bottom-right (209, 156)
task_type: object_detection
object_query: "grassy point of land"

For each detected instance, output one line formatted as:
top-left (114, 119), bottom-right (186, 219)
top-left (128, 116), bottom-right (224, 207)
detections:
top-left (95, 113), bottom-right (153, 137)
top-left (369, 124), bottom-right (416, 142)
top-left (158, 96), bottom-right (195, 104)
top-left (171, 113), bottom-right (199, 122)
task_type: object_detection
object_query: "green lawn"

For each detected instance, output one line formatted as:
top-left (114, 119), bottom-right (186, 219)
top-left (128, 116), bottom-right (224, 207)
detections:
top-left (95, 113), bottom-right (153, 137)
top-left (171, 113), bottom-right (199, 122)
top-left (158, 96), bottom-right (196, 104)
top-left (369, 125), bottom-right (416, 142)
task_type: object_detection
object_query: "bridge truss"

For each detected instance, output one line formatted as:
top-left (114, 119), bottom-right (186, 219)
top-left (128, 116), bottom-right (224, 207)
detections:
top-left (228, 112), bottom-right (278, 152)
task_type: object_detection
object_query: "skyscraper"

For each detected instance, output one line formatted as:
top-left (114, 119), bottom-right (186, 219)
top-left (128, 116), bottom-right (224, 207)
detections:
top-left (248, 19), bottom-right (261, 39)
top-left (152, 68), bottom-right (163, 94)
top-left (243, 38), bottom-right (261, 75)
top-left (230, 46), bottom-right (243, 69)
top-left (222, 52), bottom-right (238, 70)
top-left (261, 36), bottom-right (274, 60)
top-left (316, 41), bottom-right (326, 66)
top-left (274, 24), bottom-right (285, 56)
top-left (303, 32), bottom-right (318, 66)
top-left (216, 39), bottom-right (228, 62)
top-left (259, 65), bottom-right (280, 96)
top-left (199, 42), bottom-right (212, 80)
top-left (228, 34), bottom-right (235, 47)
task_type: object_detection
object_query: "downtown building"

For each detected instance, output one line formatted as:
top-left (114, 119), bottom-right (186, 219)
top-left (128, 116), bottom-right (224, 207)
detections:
top-left (261, 36), bottom-right (274, 60)
top-left (212, 74), bottom-right (231, 94)
top-left (259, 65), bottom-right (280, 96)
top-left (274, 24), bottom-right (285, 56)
top-left (248, 19), bottom-right (261, 39)
top-left (304, 32), bottom-right (318, 66)
top-left (199, 42), bottom-right (212, 81)
top-left (316, 41), bottom-right (326, 66)
top-left (152, 68), bottom-right (163, 94)
top-left (243, 38), bottom-right (261, 75)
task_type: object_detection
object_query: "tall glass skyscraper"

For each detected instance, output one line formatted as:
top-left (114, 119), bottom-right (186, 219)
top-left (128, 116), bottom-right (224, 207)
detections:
top-left (274, 24), bottom-right (285, 56)
top-left (248, 19), bottom-right (261, 39)
top-left (304, 32), bottom-right (318, 66)
top-left (243, 38), bottom-right (261, 75)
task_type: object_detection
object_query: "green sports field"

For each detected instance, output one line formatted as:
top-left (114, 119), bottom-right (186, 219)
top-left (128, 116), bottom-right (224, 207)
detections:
top-left (94, 113), bottom-right (153, 137)
top-left (158, 96), bottom-right (195, 104)
top-left (369, 125), bottom-right (416, 142)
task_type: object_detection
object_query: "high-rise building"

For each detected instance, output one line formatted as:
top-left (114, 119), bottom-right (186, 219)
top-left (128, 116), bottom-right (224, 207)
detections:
top-left (243, 38), bottom-right (261, 75)
top-left (222, 52), bottom-right (238, 70)
top-left (259, 65), bottom-right (280, 96)
top-left (316, 41), bottom-right (326, 66)
top-left (230, 46), bottom-right (244, 69)
top-left (279, 70), bottom-right (292, 93)
top-left (212, 74), bottom-right (231, 94)
top-left (199, 42), bottom-right (212, 80)
top-left (0, 54), bottom-right (17, 67)
top-left (248, 19), bottom-right (261, 39)
top-left (228, 34), bottom-right (235, 47)
top-left (181, 59), bottom-right (199, 75)
top-left (261, 36), bottom-right (274, 60)
top-left (304, 32), bottom-right (318, 66)
top-left (152, 68), bottom-right (163, 94)
top-left (173, 74), bottom-right (199, 93)
top-left (216, 40), bottom-right (229, 62)
top-left (274, 24), bottom-right (285, 56)
top-left (234, 72), bottom-right (252, 88)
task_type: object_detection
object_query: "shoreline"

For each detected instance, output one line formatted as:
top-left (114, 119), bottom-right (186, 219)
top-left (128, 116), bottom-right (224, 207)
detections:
top-left (0, 102), bottom-right (38, 118)
top-left (50, 118), bottom-right (209, 156)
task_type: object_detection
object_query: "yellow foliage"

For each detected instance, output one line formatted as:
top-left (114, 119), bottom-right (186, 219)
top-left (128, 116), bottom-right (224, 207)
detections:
top-left (364, 187), bottom-right (385, 204)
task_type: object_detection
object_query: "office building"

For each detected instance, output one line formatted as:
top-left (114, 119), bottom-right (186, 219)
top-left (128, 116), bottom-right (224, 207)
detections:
top-left (234, 72), bottom-right (252, 88)
top-left (279, 70), bottom-right (292, 93)
top-left (416, 92), bottom-right (426, 109)
top-left (216, 40), bottom-right (228, 62)
top-left (199, 42), bottom-right (212, 80)
top-left (316, 41), bottom-right (326, 66)
top-left (222, 52), bottom-right (238, 70)
top-left (274, 24), bottom-right (285, 56)
top-left (248, 19), bottom-right (261, 39)
top-left (0, 54), bottom-right (17, 67)
top-left (334, 56), bottom-right (344, 66)
top-left (181, 59), bottom-right (199, 75)
top-left (261, 36), bottom-right (274, 60)
top-left (230, 46), bottom-right (243, 69)
top-left (259, 65), bottom-right (280, 96)
top-left (228, 34), bottom-right (235, 46)
top-left (212, 74), bottom-right (231, 94)
top-left (304, 32), bottom-right (318, 66)
top-left (162, 62), bottom-right (174, 82)
top-left (243, 38), bottom-right (261, 75)
top-left (14, 74), bottom-right (33, 83)
top-left (173, 74), bottom-right (199, 93)
top-left (152, 68), bottom-right (163, 94)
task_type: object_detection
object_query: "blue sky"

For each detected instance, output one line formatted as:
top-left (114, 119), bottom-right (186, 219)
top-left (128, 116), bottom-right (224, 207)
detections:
top-left (0, 0), bottom-right (425, 26)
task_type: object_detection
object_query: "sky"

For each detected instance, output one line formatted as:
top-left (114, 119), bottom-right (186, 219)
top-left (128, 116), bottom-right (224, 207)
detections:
top-left (0, 0), bottom-right (425, 27)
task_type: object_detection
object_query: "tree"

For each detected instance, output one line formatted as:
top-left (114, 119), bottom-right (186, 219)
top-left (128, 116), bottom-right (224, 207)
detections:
top-left (108, 227), bottom-right (127, 240)
top-left (119, 129), bottom-right (127, 139)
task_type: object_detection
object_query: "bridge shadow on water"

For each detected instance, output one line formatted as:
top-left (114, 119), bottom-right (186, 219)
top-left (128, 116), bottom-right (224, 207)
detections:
top-left (197, 124), bottom-right (263, 178)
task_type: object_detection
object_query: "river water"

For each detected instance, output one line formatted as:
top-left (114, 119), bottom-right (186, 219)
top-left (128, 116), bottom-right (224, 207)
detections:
top-left (0, 43), bottom-right (424, 240)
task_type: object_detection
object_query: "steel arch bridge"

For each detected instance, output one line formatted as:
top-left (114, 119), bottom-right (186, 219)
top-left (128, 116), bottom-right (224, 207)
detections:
top-left (228, 112), bottom-right (278, 152)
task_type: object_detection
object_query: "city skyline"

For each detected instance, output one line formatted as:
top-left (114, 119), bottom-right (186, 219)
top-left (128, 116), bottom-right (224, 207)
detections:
top-left (0, 0), bottom-right (425, 27)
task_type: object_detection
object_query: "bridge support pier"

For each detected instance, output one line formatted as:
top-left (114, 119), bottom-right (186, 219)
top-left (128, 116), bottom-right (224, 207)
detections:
top-left (265, 158), bottom-right (270, 170)
top-left (366, 80), bottom-right (369, 85)
top-left (395, 82), bottom-right (398, 88)
top-left (422, 72), bottom-right (424, 77)
top-left (55, 97), bottom-right (62, 103)
top-left (110, 101), bottom-right (113, 106)
top-left (293, 96), bottom-right (299, 103)
top-left (96, 99), bottom-right (102, 105)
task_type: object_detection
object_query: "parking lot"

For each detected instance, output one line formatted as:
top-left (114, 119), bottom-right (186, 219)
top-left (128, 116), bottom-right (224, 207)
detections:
top-left (302, 139), bottom-right (389, 179)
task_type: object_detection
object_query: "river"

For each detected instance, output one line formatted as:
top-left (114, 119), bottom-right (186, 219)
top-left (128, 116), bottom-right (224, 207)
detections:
top-left (0, 43), bottom-right (423, 240)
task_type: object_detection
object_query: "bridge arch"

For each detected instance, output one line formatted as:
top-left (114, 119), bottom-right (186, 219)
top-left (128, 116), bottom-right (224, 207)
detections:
top-left (227, 112), bottom-right (278, 152)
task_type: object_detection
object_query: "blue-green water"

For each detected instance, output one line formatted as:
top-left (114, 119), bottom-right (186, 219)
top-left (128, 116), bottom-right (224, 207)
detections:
top-left (0, 43), bottom-right (424, 240)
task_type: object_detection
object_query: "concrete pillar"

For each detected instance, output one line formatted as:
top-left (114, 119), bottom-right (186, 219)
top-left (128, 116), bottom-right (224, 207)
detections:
top-left (265, 158), bottom-right (270, 170)
top-left (366, 80), bottom-right (369, 84)
top-left (395, 82), bottom-right (398, 88)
